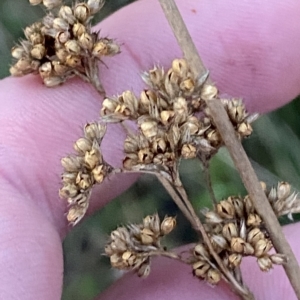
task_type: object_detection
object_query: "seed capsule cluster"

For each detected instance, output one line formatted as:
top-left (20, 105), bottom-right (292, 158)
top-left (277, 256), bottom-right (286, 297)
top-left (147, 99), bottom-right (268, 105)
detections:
top-left (105, 214), bottom-right (176, 277)
top-left (101, 59), bottom-right (256, 173)
top-left (59, 122), bottom-right (112, 225)
top-left (10, 0), bottom-right (119, 89)
top-left (192, 182), bottom-right (298, 284)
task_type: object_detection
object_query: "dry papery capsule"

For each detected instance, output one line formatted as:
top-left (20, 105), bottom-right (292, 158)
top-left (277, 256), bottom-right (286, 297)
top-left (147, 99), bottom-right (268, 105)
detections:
top-left (277, 182), bottom-right (291, 200)
top-left (257, 256), bottom-right (272, 272)
top-left (201, 84), bottom-right (218, 101)
top-left (143, 214), bottom-right (160, 235)
top-left (92, 39), bottom-right (120, 57)
top-left (194, 244), bottom-right (210, 260)
top-left (140, 120), bottom-right (158, 139)
top-left (217, 200), bottom-right (235, 219)
top-left (193, 260), bottom-right (210, 278)
top-left (87, 0), bottom-right (105, 14)
top-left (44, 76), bottom-right (64, 87)
top-left (84, 122), bottom-right (106, 141)
top-left (92, 164), bottom-right (106, 183)
top-left (56, 31), bottom-right (70, 44)
top-left (65, 55), bottom-right (82, 68)
top-left (39, 62), bottom-right (52, 78)
top-left (30, 0), bottom-right (42, 5)
top-left (11, 46), bottom-right (25, 60)
top-left (78, 33), bottom-right (94, 51)
top-left (206, 269), bottom-right (221, 285)
top-left (254, 239), bottom-right (272, 257)
top-left (181, 144), bottom-right (196, 159)
top-left (161, 216), bottom-right (176, 235)
top-left (65, 40), bottom-right (81, 55)
top-left (30, 44), bottom-right (46, 60)
top-left (43, 0), bottom-right (63, 9)
top-left (53, 17), bottom-right (69, 32)
top-left (58, 6), bottom-right (75, 25)
top-left (72, 22), bottom-right (86, 38)
top-left (74, 3), bottom-right (90, 23)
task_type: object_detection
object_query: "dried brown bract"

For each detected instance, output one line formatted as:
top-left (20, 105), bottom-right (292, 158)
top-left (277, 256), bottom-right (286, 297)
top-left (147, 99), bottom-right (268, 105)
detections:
top-left (10, 0), bottom-right (119, 94)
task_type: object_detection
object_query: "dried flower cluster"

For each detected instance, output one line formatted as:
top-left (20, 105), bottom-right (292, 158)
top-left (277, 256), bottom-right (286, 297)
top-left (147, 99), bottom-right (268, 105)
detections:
top-left (59, 122), bottom-right (112, 225)
top-left (105, 214), bottom-right (177, 277)
top-left (10, 0), bottom-right (119, 91)
top-left (60, 58), bottom-right (257, 225)
top-left (101, 59), bottom-right (256, 176)
top-left (192, 181), bottom-right (299, 284)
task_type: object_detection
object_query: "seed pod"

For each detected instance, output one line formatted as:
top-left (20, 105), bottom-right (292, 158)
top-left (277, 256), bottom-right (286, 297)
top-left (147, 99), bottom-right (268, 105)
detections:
top-left (39, 62), bottom-right (52, 78)
top-left (222, 222), bottom-right (238, 242)
top-left (30, 0), bottom-right (43, 5)
top-left (59, 183), bottom-right (78, 199)
top-left (270, 253), bottom-right (287, 265)
top-left (53, 17), bottom-right (69, 31)
top-left (137, 261), bottom-right (151, 278)
top-left (65, 55), bottom-right (82, 68)
top-left (65, 40), bottom-right (81, 55)
top-left (56, 31), bottom-right (70, 44)
top-left (9, 65), bottom-right (24, 76)
top-left (92, 164), bottom-right (106, 183)
top-left (217, 200), bottom-right (235, 219)
top-left (84, 122), bottom-right (106, 141)
top-left (277, 182), bottom-right (291, 200)
top-left (74, 3), bottom-right (90, 23)
top-left (193, 260), bottom-right (210, 278)
top-left (247, 213), bottom-right (262, 227)
top-left (30, 43), bottom-right (45, 60)
top-left (140, 120), bottom-right (158, 139)
top-left (78, 32), bottom-right (94, 51)
top-left (202, 209), bottom-right (223, 224)
top-left (201, 84), bottom-right (218, 101)
top-left (11, 46), bottom-right (25, 59)
top-left (228, 253), bottom-right (242, 268)
top-left (43, 0), bottom-right (63, 9)
top-left (72, 22), bottom-right (86, 38)
top-left (181, 144), bottom-right (197, 159)
top-left (247, 228), bottom-right (264, 246)
top-left (52, 61), bottom-right (69, 76)
top-left (206, 269), bottom-right (221, 285)
top-left (161, 216), bottom-right (176, 235)
top-left (61, 156), bottom-right (82, 172)
top-left (257, 256), bottom-right (272, 272)
top-left (74, 137), bottom-right (92, 155)
top-left (58, 6), bottom-right (75, 24)
top-left (16, 57), bottom-right (32, 72)
top-left (194, 244), bottom-right (210, 260)
top-left (238, 122), bottom-right (253, 137)
top-left (87, 0), bottom-right (105, 14)
top-left (254, 239), bottom-right (272, 257)
top-left (43, 76), bottom-right (64, 87)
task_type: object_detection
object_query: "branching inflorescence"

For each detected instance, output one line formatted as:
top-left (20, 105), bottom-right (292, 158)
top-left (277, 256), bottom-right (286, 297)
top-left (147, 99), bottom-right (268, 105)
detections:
top-left (10, 0), bottom-right (119, 93)
top-left (10, 1), bottom-right (300, 299)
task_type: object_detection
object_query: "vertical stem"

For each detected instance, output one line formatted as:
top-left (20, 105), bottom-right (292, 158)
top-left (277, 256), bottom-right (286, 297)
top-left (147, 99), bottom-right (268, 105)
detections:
top-left (158, 0), bottom-right (300, 299)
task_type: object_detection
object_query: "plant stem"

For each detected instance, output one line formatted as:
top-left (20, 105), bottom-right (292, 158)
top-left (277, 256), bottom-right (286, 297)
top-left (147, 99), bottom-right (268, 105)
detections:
top-left (158, 0), bottom-right (300, 299)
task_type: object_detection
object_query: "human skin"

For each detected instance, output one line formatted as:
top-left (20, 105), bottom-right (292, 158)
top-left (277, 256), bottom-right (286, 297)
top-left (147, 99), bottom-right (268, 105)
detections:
top-left (0, 0), bottom-right (300, 299)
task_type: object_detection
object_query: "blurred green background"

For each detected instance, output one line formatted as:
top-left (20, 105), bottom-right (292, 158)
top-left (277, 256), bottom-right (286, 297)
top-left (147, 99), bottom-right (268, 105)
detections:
top-left (1, 1), bottom-right (300, 299)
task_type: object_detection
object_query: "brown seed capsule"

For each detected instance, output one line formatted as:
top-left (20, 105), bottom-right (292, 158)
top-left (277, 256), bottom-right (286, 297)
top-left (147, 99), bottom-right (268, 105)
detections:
top-left (59, 183), bottom-right (78, 199)
top-left (92, 39), bottom-right (120, 57)
top-left (11, 46), bottom-right (25, 60)
top-left (84, 149), bottom-right (100, 169)
top-left (247, 213), bottom-right (262, 227)
top-left (231, 237), bottom-right (254, 255)
top-left (30, 44), bottom-right (45, 60)
top-left (193, 260), bottom-right (210, 278)
top-left (65, 40), bottom-right (81, 55)
top-left (237, 122), bottom-right (253, 137)
top-left (84, 123), bottom-right (106, 141)
top-left (61, 156), bottom-right (82, 172)
top-left (15, 57), bottom-right (32, 72)
top-left (257, 256), bottom-right (272, 272)
top-left (43, 76), bottom-right (64, 87)
top-left (201, 84), bottom-right (218, 101)
top-left (78, 32), bottom-right (94, 51)
top-left (277, 182), bottom-right (291, 200)
top-left (161, 216), bottom-right (176, 235)
top-left (228, 253), bottom-right (242, 268)
top-left (137, 261), bottom-right (151, 278)
top-left (254, 239), bottom-right (272, 257)
top-left (140, 228), bottom-right (155, 245)
top-left (270, 253), bottom-right (287, 265)
top-left (141, 120), bottom-right (158, 139)
top-left (74, 137), bottom-right (92, 155)
top-left (222, 222), bottom-right (238, 242)
top-left (30, 0), bottom-right (42, 5)
top-left (65, 55), bottom-right (82, 68)
top-left (58, 5), bottom-right (75, 25)
top-left (72, 22), bottom-right (86, 38)
top-left (56, 31), bottom-right (70, 44)
top-left (194, 244), bottom-right (210, 260)
top-left (247, 228), bottom-right (264, 246)
top-left (203, 209), bottom-right (223, 224)
top-left (206, 269), bottom-right (221, 285)
top-left (52, 61), bottom-right (69, 76)
top-left (43, 0), bottom-right (63, 9)
top-left (181, 144), bottom-right (196, 159)
top-left (92, 164), bottom-right (106, 183)
top-left (87, 0), bottom-right (105, 14)
top-left (39, 62), bottom-right (52, 78)
top-left (74, 3), bottom-right (90, 23)
top-left (66, 202), bottom-right (88, 226)
top-left (217, 200), bottom-right (235, 219)
top-left (10, 65), bottom-right (23, 76)
top-left (53, 17), bottom-right (69, 31)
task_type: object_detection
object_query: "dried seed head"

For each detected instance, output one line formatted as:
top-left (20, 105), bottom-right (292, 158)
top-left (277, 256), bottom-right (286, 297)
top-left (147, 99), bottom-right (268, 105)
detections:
top-left (58, 6), bottom-right (75, 25)
top-left (11, 46), bottom-right (25, 60)
top-left (140, 120), bottom-right (158, 139)
top-left (247, 228), bottom-right (265, 246)
top-left (247, 213), bottom-right (262, 227)
top-left (277, 182), bottom-right (291, 200)
top-left (78, 32), bottom-right (94, 51)
top-left (270, 253), bottom-right (287, 265)
top-left (87, 0), bottom-right (105, 14)
top-left (72, 22), bottom-right (86, 37)
top-left (222, 222), bottom-right (238, 242)
top-left (43, 76), bottom-right (64, 87)
top-left (53, 17), bottom-right (69, 32)
top-left (74, 137), bottom-right (92, 155)
top-left (254, 239), bottom-right (272, 257)
top-left (30, 43), bottom-right (46, 60)
top-left (194, 244), bottom-right (210, 260)
top-left (181, 144), bottom-right (197, 159)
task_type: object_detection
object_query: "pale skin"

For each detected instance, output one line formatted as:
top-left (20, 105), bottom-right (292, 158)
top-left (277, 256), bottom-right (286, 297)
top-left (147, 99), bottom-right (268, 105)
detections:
top-left (1, 0), bottom-right (300, 299)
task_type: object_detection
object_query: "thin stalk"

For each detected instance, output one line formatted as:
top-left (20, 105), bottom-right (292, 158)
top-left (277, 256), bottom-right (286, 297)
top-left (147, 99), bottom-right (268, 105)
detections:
top-left (158, 0), bottom-right (300, 299)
